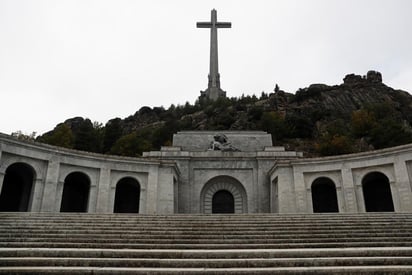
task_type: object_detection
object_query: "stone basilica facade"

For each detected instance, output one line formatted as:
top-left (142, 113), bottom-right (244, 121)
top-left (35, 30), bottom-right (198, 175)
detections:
top-left (1, 130), bottom-right (412, 215)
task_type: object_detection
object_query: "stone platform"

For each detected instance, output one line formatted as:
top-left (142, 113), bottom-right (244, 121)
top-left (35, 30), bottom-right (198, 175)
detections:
top-left (1, 212), bottom-right (412, 273)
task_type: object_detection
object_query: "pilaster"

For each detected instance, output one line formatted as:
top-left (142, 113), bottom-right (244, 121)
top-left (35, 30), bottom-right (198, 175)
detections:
top-left (30, 178), bottom-right (45, 212)
top-left (0, 172), bottom-right (4, 196)
top-left (341, 166), bottom-right (359, 212)
top-left (157, 167), bottom-right (175, 214)
top-left (40, 157), bottom-right (60, 212)
top-left (0, 144), bottom-right (3, 193)
top-left (146, 165), bottom-right (159, 214)
top-left (274, 165), bottom-right (297, 213)
top-left (293, 169), bottom-right (308, 212)
top-left (95, 167), bottom-right (111, 213)
top-left (394, 158), bottom-right (412, 212)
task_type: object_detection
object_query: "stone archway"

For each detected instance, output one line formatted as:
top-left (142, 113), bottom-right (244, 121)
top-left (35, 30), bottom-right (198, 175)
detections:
top-left (113, 177), bottom-right (140, 213)
top-left (60, 172), bottom-right (90, 212)
top-left (311, 177), bottom-right (339, 213)
top-left (362, 172), bottom-right (394, 212)
top-left (201, 176), bottom-right (247, 214)
top-left (212, 190), bottom-right (234, 213)
top-left (0, 163), bottom-right (35, 212)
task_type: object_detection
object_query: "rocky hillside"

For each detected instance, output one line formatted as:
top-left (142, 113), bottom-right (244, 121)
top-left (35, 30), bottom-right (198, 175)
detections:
top-left (35, 71), bottom-right (412, 157)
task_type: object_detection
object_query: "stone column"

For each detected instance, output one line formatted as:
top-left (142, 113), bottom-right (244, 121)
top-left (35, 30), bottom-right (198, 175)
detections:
top-left (341, 166), bottom-right (359, 212)
top-left (87, 185), bottom-right (98, 213)
top-left (40, 158), bottom-right (60, 212)
top-left (293, 169), bottom-right (308, 213)
top-left (0, 171), bottom-right (4, 196)
top-left (30, 178), bottom-right (45, 212)
top-left (146, 165), bottom-right (159, 214)
top-left (95, 167), bottom-right (111, 213)
top-left (274, 165), bottom-right (297, 213)
top-left (0, 145), bottom-right (3, 193)
top-left (55, 179), bottom-right (64, 212)
top-left (256, 160), bottom-right (273, 213)
top-left (394, 158), bottom-right (412, 212)
top-left (156, 167), bottom-right (175, 214)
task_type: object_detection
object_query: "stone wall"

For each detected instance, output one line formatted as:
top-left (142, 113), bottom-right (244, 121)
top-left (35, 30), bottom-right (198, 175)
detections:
top-left (270, 144), bottom-right (412, 213)
top-left (0, 133), bottom-right (178, 214)
top-left (2, 131), bottom-right (412, 214)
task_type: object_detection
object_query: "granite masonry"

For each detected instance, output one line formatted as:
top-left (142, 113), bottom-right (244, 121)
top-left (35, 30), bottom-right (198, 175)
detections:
top-left (1, 130), bottom-right (412, 214)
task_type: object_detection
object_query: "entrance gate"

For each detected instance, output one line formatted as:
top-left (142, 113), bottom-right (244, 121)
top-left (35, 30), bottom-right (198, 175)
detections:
top-left (201, 176), bottom-right (247, 214)
top-left (0, 163), bottom-right (35, 212)
top-left (362, 172), bottom-right (394, 212)
top-left (212, 190), bottom-right (234, 213)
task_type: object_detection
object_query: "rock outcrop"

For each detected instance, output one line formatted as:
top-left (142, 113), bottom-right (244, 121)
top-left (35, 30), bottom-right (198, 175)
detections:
top-left (37, 71), bottom-right (412, 157)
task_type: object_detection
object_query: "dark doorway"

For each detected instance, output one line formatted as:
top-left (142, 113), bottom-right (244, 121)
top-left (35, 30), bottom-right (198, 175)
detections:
top-left (362, 172), bottom-right (394, 212)
top-left (212, 190), bottom-right (234, 214)
top-left (311, 177), bottom-right (339, 213)
top-left (0, 163), bottom-right (35, 212)
top-left (60, 172), bottom-right (90, 212)
top-left (114, 177), bottom-right (140, 213)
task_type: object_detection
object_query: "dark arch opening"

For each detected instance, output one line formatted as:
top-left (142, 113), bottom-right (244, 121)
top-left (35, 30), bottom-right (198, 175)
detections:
top-left (114, 177), bottom-right (140, 213)
top-left (0, 163), bottom-right (35, 212)
top-left (362, 172), bottom-right (394, 212)
top-left (212, 190), bottom-right (234, 214)
top-left (311, 177), bottom-right (339, 213)
top-left (60, 172), bottom-right (90, 212)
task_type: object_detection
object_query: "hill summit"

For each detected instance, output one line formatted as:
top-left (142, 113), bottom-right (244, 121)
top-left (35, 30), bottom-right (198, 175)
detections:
top-left (35, 71), bottom-right (412, 157)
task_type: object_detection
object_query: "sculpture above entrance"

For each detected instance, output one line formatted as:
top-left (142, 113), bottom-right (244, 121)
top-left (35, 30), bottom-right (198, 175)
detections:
top-left (209, 133), bottom-right (239, 152)
top-left (172, 131), bottom-right (273, 152)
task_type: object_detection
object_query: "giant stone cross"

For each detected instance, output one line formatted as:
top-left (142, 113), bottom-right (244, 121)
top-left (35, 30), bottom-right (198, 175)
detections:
top-left (197, 9), bottom-right (231, 101)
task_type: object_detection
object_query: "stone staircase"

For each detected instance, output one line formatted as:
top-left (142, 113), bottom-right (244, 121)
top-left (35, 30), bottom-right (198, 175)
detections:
top-left (1, 213), bottom-right (412, 274)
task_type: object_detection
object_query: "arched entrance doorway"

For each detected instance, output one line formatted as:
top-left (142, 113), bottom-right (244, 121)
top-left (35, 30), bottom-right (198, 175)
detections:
top-left (201, 176), bottom-right (247, 214)
top-left (114, 177), bottom-right (140, 213)
top-left (362, 172), bottom-right (394, 212)
top-left (311, 177), bottom-right (339, 213)
top-left (212, 190), bottom-right (234, 213)
top-left (60, 172), bottom-right (90, 212)
top-left (0, 163), bottom-right (35, 212)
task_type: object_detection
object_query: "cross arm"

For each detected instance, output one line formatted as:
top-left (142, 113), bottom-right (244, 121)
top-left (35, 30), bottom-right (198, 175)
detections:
top-left (197, 22), bottom-right (212, 28)
top-left (197, 22), bottom-right (232, 28)
top-left (216, 22), bottom-right (231, 28)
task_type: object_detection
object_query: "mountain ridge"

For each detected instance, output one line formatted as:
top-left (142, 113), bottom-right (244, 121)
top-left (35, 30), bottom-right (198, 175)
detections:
top-left (34, 70), bottom-right (412, 157)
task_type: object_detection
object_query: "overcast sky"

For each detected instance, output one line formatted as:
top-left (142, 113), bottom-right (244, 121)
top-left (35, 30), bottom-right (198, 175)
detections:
top-left (1, 0), bottom-right (411, 135)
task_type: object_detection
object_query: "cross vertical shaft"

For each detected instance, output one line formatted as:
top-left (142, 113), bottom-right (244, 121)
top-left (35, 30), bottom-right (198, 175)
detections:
top-left (197, 9), bottom-right (231, 101)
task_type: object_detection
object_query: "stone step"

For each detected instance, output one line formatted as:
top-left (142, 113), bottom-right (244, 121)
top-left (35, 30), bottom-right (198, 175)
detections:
top-left (3, 227), bottom-right (410, 235)
top-left (0, 233), bottom-right (412, 243)
top-left (2, 256), bottom-right (412, 268)
top-left (3, 241), bottom-right (412, 249)
top-left (3, 232), bottom-right (411, 240)
top-left (9, 218), bottom-right (406, 223)
top-left (3, 225), bottom-right (410, 232)
top-left (3, 212), bottom-right (410, 216)
top-left (2, 247), bottom-right (411, 259)
top-left (1, 213), bottom-right (412, 273)
top-left (2, 214), bottom-right (411, 220)
top-left (1, 265), bottom-right (412, 274)
top-left (2, 219), bottom-right (411, 225)
top-left (0, 213), bottom-right (412, 223)
top-left (2, 221), bottom-right (411, 227)
top-left (2, 217), bottom-right (410, 223)
top-left (1, 228), bottom-right (410, 236)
